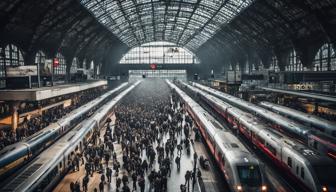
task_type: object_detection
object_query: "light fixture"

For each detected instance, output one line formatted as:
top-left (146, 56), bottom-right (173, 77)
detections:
top-left (322, 186), bottom-right (328, 192)
top-left (237, 185), bottom-right (242, 191)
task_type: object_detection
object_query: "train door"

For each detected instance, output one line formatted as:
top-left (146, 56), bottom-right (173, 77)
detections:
top-left (281, 149), bottom-right (292, 173)
top-left (79, 141), bottom-right (83, 152)
top-left (219, 154), bottom-right (226, 173)
top-left (251, 131), bottom-right (257, 143)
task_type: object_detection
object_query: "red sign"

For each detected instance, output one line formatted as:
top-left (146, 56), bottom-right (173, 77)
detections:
top-left (53, 58), bottom-right (59, 67)
top-left (150, 64), bottom-right (157, 70)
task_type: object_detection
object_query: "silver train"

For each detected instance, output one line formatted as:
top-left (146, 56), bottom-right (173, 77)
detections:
top-left (259, 86), bottom-right (336, 103)
top-left (193, 82), bottom-right (336, 160)
top-left (259, 101), bottom-right (336, 139)
top-left (184, 81), bottom-right (336, 192)
top-left (167, 80), bottom-right (267, 192)
top-left (0, 81), bottom-right (140, 192)
top-left (0, 82), bottom-right (129, 178)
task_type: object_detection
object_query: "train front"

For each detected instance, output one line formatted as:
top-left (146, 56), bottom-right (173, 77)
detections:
top-left (232, 157), bottom-right (267, 192)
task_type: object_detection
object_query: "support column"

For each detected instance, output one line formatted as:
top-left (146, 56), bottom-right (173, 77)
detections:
top-left (314, 102), bottom-right (319, 114)
top-left (10, 101), bottom-right (20, 131)
top-left (64, 54), bottom-right (75, 83)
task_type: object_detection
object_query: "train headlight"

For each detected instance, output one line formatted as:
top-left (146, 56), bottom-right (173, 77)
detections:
top-left (322, 186), bottom-right (328, 192)
top-left (236, 185), bottom-right (242, 191)
top-left (262, 185), bottom-right (267, 191)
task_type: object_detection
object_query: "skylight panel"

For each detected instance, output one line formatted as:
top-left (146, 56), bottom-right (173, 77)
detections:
top-left (80, 0), bottom-right (253, 50)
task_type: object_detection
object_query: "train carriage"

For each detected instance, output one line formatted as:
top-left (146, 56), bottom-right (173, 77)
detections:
top-left (193, 82), bottom-right (336, 161)
top-left (0, 83), bottom-right (129, 179)
top-left (0, 81), bottom-right (140, 192)
top-left (185, 81), bottom-right (336, 192)
top-left (167, 80), bottom-right (267, 192)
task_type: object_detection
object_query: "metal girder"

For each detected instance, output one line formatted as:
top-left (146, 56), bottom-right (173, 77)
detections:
top-left (63, 21), bottom-right (100, 51)
top-left (162, 0), bottom-right (171, 39)
top-left (28, 0), bottom-right (72, 51)
top-left (182, 0), bottom-right (229, 46)
top-left (80, 0), bottom-right (254, 50)
top-left (116, 0), bottom-right (140, 44)
top-left (0, 0), bottom-right (25, 32)
top-left (32, 2), bottom-right (84, 45)
top-left (175, 0), bottom-right (201, 45)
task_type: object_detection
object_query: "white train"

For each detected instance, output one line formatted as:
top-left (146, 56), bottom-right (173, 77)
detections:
top-left (0, 82), bottom-right (128, 179)
top-left (259, 101), bottom-right (336, 139)
top-left (193, 82), bottom-right (336, 161)
top-left (0, 81), bottom-right (140, 192)
top-left (167, 80), bottom-right (267, 192)
top-left (184, 81), bottom-right (336, 192)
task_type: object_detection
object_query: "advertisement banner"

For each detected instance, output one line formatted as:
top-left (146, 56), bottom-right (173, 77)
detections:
top-left (6, 66), bottom-right (37, 77)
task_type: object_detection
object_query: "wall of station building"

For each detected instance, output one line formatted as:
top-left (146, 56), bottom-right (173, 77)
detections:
top-left (107, 63), bottom-right (209, 81)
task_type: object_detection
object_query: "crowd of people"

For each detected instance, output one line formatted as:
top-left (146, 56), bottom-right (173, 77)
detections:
top-left (67, 79), bottom-right (200, 192)
top-left (0, 88), bottom-right (106, 150)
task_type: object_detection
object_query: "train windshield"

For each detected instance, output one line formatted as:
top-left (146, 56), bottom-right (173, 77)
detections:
top-left (237, 165), bottom-right (262, 187)
top-left (313, 165), bottom-right (336, 187)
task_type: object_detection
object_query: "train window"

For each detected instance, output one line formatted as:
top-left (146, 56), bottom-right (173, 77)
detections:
top-left (332, 131), bottom-right (336, 137)
top-left (257, 136), bottom-right (265, 144)
top-left (313, 141), bottom-right (318, 150)
top-left (266, 143), bottom-right (277, 156)
top-left (236, 165), bottom-right (262, 187)
top-left (217, 151), bottom-right (221, 160)
top-left (296, 166), bottom-right (299, 175)
top-left (287, 157), bottom-right (292, 168)
top-left (59, 162), bottom-right (62, 168)
top-left (301, 167), bottom-right (305, 179)
top-left (230, 143), bottom-right (239, 148)
top-left (316, 127), bottom-right (325, 132)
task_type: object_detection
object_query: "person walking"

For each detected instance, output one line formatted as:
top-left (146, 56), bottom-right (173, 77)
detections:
top-left (138, 175), bottom-right (145, 192)
top-left (99, 181), bottom-right (104, 192)
top-left (175, 156), bottom-right (180, 170)
top-left (106, 167), bottom-right (112, 183)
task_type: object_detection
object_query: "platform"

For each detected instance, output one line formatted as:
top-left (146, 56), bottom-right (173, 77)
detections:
top-left (0, 80), bottom-right (107, 101)
top-left (53, 109), bottom-right (220, 192)
top-left (259, 86), bottom-right (336, 103)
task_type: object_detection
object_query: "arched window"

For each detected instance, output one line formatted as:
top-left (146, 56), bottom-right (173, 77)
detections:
top-left (269, 55), bottom-right (280, 72)
top-left (4, 44), bottom-right (24, 66)
top-left (54, 52), bottom-right (66, 75)
top-left (71, 57), bottom-right (79, 74)
top-left (286, 49), bottom-right (304, 71)
top-left (96, 63), bottom-right (101, 75)
top-left (236, 64), bottom-right (240, 71)
top-left (35, 50), bottom-right (46, 67)
top-left (313, 43), bottom-right (336, 71)
top-left (119, 41), bottom-right (200, 64)
top-left (89, 61), bottom-right (94, 70)
top-left (244, 61), bottom-right (249, 74)
top-left (229, 63), bottom-right (233, 70)
top-left (0, 47), bottom-right (5, 88)
top-left (252, 63), bottom-right (256, 71)
top-left (82, 59), bottom-right (87, 69)
top-left (256, 60), bottom-right (264, 71)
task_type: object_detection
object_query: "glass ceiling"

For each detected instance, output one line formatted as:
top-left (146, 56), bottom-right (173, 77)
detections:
top-left (80, 0), bottom-right (253, 51)
top-left (119, 41), bottom-right (200, 64)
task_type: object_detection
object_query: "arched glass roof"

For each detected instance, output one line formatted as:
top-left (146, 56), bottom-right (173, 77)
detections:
top-left (80, 0), bottom-right (253, 51)
top-left (119, 41), bottom-right (200, 64)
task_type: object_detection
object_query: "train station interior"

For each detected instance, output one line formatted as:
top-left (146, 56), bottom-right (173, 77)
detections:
top-left (0, 0), bottom-right (335, 192)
